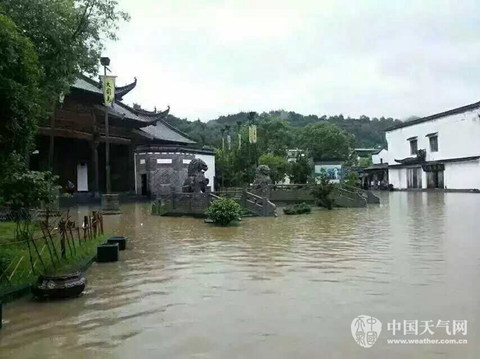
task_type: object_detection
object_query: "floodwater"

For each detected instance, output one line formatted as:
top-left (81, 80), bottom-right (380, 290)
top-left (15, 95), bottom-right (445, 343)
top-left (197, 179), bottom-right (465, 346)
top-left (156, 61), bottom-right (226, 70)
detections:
top-left (1, 192), bottom-right (480, 358)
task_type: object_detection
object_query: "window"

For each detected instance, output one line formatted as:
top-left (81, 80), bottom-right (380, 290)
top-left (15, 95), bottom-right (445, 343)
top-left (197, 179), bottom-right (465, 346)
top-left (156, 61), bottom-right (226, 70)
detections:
top-left (409, 139), bottom-right (418, 155)
top-left (429, 135), bottom-right (438, 152)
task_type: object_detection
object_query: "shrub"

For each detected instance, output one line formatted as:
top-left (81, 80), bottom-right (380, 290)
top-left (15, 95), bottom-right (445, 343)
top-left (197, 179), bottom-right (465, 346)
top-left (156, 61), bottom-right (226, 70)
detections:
top-left (206, 198), bottom-right (241, 226)
top-left (283, 202), bottom-right (312, 215)
top-left (343, 172), bottom-right (360, 188)
top-left (151, 199), bottom-right (168, 216)
top-left (311, 171), bottom-right (335, 210)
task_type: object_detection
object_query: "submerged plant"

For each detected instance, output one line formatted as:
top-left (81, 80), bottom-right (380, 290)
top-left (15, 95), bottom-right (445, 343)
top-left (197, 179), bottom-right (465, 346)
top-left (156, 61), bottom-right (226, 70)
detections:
top-left (206, 198), bottom-right (241, 226)
top-left (311, 171), bottom-right (335, 210)
top-left (283, 202), bottom-right (312, 215)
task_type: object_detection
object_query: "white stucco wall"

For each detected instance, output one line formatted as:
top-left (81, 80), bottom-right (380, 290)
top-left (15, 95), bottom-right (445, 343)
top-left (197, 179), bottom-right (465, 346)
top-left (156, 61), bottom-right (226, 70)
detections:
top-left (389, 168), bottom-right (406, 189)
top-left (386, 108), bottom-right (480, 164)
top-left (386, 107), bottom-right (480, 190)
top-left (194, 154), bottom-right (216, 191)
top-left (389, 167), bottom-right (429, 189)
top-left (372, 149), bottom-right (388, 164)
top-left (444, 160), bottom-right (480, 190)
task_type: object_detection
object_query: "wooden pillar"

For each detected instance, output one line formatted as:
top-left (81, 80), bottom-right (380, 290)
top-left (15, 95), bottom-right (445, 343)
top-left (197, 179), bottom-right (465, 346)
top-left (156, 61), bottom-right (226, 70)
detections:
top-left (48, 101), bottom-right (56, 171)
top-left (128, 142), bottom-right (135, 192)
top-left (91, 111), bottom-right (100, 197)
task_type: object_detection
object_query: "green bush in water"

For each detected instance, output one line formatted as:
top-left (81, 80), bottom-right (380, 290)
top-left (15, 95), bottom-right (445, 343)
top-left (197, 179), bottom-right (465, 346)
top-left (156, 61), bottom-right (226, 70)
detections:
top-left (283, 202), bottom-right (312, 215)
top-left (206, 198), bottom-right (242, 226)
top-left (311, 171), bottom-right (335, 210)
top-left (151, 199), bottom-right (167, 216)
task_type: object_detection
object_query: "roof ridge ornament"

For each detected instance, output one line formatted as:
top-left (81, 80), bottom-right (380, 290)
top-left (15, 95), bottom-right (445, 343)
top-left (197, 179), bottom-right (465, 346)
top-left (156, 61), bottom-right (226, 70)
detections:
top-left (115, 77), bottom-right (137, 100)
top-left (139, 106), bottom-right (170, 125)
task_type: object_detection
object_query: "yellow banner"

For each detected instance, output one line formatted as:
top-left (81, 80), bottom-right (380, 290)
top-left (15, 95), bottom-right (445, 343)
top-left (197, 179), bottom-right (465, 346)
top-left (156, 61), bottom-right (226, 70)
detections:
top-left (102, 75), bottom-right (116, 106)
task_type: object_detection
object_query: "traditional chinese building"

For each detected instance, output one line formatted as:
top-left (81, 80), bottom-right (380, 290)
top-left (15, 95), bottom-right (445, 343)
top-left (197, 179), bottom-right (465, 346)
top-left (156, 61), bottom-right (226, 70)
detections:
top-left (386, 100), bottom-right (480, 190)
top-left (358, 148), bottom-right (389, 189)
top-left (31, 75), bottom-right (215, 199)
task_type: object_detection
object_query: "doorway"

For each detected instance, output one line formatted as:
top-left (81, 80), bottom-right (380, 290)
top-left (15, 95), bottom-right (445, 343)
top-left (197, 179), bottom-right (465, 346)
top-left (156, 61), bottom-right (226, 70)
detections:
top-left (407, 167), bottom-right (422, 189)
top-left (427, 170), bottom-right (444, 189)
top-left (141, 174), bottom-right (148, 196)
top-left (77, 162), bottom-right (88, 192)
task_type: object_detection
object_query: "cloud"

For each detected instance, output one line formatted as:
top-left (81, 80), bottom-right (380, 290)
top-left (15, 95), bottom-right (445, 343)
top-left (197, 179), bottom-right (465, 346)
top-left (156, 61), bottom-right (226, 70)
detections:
top-left (106, 0), bottom-right (480, 120)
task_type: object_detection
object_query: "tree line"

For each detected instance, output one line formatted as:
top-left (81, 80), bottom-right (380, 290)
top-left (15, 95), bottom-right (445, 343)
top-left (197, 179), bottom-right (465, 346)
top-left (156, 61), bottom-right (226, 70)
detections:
top-left (0, 0), bottom-right (128, 238)
top-left (166, 110), bottom-right (401, 149)
top-left (167, 111), bottom-right (398, 188)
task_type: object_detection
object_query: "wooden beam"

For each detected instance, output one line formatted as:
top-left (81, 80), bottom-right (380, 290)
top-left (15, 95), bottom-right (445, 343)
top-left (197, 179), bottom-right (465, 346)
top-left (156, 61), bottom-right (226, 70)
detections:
top-left (38, 127), bottom-right (131, 145)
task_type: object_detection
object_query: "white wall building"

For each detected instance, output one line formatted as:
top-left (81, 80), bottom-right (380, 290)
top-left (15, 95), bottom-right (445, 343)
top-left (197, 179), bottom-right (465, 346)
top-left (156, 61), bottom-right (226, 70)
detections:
top-left (386, 101), bottom-right (480, 190)
top-left (372, 149), bottom-right (388, 165)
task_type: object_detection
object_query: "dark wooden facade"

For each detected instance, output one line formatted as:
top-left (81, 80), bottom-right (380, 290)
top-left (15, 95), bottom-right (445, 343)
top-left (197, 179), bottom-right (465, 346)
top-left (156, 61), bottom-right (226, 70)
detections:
top-left (30, 76), bottom-right (191, 197)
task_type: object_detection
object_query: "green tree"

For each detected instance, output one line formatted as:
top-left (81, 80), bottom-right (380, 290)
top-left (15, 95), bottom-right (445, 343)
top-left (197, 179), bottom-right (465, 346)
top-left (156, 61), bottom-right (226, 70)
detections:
top-left (0, 13), bottom-right (42, 163)
top-left (288, 155), bottom-right (311, 184)
top-left (258, 153), bottom-right (289, 184)
top-left (257, 115), bottom-right (293, 156)
top-left (1, 0), bottom-right (130, 106)
top-left (297, 123), bottom-right (354, 160)
top-left (358, 157), bottom-right (373, 168)
top-left (0, 154), bottom-right (58, 273)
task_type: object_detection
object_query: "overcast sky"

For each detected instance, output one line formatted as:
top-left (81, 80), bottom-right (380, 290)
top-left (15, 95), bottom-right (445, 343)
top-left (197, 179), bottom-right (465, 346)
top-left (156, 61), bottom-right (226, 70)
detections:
top-left (105, 0), bottom-right (480, 121)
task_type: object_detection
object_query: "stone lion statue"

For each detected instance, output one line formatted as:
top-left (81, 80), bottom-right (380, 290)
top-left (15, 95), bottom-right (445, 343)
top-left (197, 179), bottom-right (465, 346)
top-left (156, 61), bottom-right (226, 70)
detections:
top-left (252, 165), bottom-right (272, 197)
top-left (183, 158), bottom-right (209, 193)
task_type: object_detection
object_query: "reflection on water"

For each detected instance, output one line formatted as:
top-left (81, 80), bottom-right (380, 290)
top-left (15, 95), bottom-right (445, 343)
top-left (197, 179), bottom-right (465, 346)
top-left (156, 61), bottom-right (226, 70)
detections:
top-left (1, 192), bottom-right (480, 358)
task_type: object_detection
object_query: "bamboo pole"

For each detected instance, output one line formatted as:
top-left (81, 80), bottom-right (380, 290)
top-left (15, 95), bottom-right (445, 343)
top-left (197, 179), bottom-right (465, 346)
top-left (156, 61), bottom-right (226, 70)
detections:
top-left (41, 222), bottom-right (60, 262)
top-left (65, 211), bottom-right (76, 254)
top-left (28, 245), bottom-right (47, 275)
top-left (76, 227), bottom-right (81, 244)
top-left (9, 256), bottom-right (24, 281)
top-left (0, 259), bottom-right (15, 285)
top-left (99, 212), bottom-right (104, 234)
top-left (83, 216), bottom-right (88, 241)
top-left (40, 224), bottom-right (57, 268)
top-left (30, 234), bottom-right (47, 273)
top-left (21, 223), bottom-right (36, 275)
top-left (61, 221), bottom-right (74, 257)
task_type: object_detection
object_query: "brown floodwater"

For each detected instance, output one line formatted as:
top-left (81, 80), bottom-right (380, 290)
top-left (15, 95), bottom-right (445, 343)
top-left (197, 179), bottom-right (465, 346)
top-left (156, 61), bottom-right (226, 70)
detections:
top-left (1, 192), bottom-right (479, 358)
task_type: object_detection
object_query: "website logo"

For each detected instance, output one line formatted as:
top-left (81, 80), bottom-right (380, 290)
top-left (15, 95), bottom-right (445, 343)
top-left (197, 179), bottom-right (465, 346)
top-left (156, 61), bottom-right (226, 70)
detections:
top-left (351, 315), bottom-right (382, 348)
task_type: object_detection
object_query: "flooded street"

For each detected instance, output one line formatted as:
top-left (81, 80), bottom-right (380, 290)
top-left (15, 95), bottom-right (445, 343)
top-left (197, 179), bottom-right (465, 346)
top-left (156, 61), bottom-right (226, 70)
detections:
top-left (1, 192), bottom-right (479, 358)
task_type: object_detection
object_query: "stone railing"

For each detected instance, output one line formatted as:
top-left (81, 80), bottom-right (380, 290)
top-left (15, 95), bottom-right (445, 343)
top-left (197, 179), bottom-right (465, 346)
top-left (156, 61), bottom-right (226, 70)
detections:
top-left (241, 191), bottom-right (277, 217)
top-left (340, 184), bottom-right (380, 204)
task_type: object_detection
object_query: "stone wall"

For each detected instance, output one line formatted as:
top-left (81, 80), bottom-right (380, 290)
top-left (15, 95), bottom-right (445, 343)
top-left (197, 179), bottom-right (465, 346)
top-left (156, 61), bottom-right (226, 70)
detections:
top-left (135, 151), bottom-right (194, 196)
top-left (152, 193), bottom-right (212, 216)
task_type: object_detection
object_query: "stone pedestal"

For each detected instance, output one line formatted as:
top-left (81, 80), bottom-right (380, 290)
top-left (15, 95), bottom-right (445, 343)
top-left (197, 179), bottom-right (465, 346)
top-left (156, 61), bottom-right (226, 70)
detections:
top-left (107, 236), bottom-right (128, 250)
top-left (97, 243), bottom-right (119, 262)
top-left (101, 194), bottom-right (121, 214)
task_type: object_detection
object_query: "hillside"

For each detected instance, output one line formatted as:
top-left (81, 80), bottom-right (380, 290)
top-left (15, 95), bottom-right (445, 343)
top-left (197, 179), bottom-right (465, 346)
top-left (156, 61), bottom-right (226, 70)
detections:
top-left (164, 110), bottom-right (402, 149)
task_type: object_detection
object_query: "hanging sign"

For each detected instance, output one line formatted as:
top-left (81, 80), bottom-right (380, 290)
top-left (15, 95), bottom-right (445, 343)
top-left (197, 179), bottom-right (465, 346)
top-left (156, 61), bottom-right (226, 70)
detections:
top-left (249, 125), bottom-right (257, 144)
top-left (227, 135), bottom-right (232, 150)
top-left (102, 75), bottom-right (116, 106)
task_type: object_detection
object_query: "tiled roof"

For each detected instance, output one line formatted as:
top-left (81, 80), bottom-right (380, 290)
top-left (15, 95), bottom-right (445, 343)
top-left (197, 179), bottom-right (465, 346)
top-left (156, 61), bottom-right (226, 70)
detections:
top-left (73, 76), bottom-right (195, 144)
top-left (140, 120), bottom-right (196, 144)
top-left (386, 100), bottom-right (480, 131)
top-left (72, 75), bottom-right (136, 99)
top-left (73, 76), bottom-right (103, 95)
